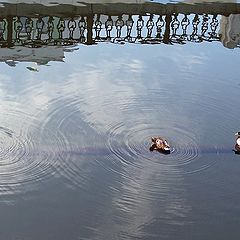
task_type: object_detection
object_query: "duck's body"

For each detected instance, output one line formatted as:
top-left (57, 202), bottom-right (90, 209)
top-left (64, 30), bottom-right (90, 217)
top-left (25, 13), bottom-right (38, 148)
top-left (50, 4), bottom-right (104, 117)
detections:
top-left (233, 132), bottom-right (240, 154)
top-left (150, 136), bottom-right (171, 153)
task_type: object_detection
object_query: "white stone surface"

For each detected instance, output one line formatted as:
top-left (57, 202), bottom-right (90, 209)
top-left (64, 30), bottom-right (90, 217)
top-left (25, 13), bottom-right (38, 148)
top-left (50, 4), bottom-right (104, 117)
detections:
top-left (219, 14), bottom-right (240, 49)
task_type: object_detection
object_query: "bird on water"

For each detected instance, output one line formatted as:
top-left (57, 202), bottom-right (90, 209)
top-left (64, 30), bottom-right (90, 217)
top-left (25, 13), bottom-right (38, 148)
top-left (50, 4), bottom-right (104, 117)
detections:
top-left (149, 132), bottom-right (240, 155)
top-left (233, 132), bottom-right (240, 154)
top-left (150, 136), bottom-right (171, 154)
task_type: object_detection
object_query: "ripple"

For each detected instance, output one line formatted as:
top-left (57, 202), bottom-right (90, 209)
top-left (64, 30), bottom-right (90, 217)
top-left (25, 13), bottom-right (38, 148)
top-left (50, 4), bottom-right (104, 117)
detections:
top-left (0, 108), bottom-right (65, 198)
top-left (23, 81), bottom-right (237, 194)
top-left (36, 96), bottom-right (114, 192)
top-left (106, 122), bottom-right (218, 175)
top-left (35, 89), bottom-right (226, 194)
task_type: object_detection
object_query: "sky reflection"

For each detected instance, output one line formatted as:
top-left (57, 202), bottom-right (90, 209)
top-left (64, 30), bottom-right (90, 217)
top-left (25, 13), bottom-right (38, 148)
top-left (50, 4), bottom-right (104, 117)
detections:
top-left (0, 1), bottom-right (240, 238)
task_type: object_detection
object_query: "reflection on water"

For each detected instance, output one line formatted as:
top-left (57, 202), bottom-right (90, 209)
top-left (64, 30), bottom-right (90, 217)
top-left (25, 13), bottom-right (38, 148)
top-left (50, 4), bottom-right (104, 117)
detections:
top-left (0, 1), bottom-right (239, 66)
top-left (220, 14), bottom-right (240, 48)
top-left (0, 105), bottom-right (66, 197)
top-left (0, 1), bottom-right (240, 240)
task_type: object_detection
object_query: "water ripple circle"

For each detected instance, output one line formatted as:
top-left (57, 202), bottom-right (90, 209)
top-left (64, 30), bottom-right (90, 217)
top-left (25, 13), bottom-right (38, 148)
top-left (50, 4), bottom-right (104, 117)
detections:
top-left (0, 109), bottom-right (65, 198)
top-left (106, 122), bottom-right (218, 175)
top-left (39, 97), bottom-right (113, 192)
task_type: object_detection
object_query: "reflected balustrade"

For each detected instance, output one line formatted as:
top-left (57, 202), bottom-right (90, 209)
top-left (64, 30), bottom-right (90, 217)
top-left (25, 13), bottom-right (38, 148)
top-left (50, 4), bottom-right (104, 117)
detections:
top-left (0, 13), bottom-right (223, 47)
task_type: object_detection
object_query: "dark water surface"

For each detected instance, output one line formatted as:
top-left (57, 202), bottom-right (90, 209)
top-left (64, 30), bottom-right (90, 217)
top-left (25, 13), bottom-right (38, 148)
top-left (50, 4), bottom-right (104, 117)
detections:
top-left (0, 1), bottom-right (240, 239)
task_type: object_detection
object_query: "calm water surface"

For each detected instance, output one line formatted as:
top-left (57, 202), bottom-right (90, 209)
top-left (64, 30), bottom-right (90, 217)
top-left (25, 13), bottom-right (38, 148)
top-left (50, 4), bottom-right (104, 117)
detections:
top-left (0, 1), bottom-right (240, 239)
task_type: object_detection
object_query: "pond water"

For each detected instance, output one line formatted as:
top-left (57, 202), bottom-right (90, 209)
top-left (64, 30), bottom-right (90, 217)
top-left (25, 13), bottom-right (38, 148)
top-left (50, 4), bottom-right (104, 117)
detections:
top-left (0, 0), bottom-right (240, 239)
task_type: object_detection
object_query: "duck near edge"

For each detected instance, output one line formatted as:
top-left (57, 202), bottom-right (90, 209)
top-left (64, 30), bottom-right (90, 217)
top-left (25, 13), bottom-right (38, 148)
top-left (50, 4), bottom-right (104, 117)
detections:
top-left (233, 132), bottom-right (240, 154)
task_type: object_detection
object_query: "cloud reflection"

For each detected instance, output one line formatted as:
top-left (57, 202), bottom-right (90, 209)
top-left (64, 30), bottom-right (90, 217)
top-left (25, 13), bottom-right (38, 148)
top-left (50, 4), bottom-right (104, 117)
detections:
top-left (1, 41), bottom-right (239, 237)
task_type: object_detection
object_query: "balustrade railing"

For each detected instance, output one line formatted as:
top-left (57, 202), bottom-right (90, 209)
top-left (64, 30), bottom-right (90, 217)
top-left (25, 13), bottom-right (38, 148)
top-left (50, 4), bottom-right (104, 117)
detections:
top-left (0, 13), bottom-right (223, 47)
top-left (0, 1), bottom-right (239, 52)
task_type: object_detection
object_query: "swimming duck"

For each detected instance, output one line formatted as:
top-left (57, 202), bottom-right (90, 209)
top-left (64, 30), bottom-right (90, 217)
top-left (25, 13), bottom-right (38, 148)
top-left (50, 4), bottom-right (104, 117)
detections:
top-left (150, 136), bottom-right (171, 154)
top-left (233, 132), bottom-right (240, 154)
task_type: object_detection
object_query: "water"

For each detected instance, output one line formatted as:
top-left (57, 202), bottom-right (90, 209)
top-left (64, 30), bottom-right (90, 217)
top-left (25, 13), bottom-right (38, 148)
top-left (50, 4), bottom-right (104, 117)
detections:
top-left (0, 0), bottom-right (240, 239)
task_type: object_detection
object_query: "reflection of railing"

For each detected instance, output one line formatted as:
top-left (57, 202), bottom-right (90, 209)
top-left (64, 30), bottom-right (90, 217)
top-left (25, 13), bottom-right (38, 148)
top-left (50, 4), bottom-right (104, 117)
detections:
top-left (0, 2), bottom-right (239, 51)
top-left (0, 13), bottom-right (222, 47)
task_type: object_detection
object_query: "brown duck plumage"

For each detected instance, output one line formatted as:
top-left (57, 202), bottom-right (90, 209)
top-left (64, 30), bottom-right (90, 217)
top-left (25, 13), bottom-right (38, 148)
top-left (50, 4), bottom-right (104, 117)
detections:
top-left (150, 136), bottom-right (171, 153)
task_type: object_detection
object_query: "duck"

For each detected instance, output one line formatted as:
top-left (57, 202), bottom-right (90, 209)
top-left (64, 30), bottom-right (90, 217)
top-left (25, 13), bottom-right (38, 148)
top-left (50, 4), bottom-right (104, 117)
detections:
top-left (150, 136), bottom-right (171, 154)
top-left (233, 132), bottom-right (240, 154)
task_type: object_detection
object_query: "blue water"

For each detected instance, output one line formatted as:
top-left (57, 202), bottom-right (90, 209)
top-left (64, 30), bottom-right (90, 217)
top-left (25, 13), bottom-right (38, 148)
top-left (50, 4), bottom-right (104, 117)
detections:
top-left (0, 1), bottom-right (240, 239)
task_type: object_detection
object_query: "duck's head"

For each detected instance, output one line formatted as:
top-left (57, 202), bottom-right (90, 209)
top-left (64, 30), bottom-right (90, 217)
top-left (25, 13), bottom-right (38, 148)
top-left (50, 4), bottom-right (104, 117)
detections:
top-left (235, 132), bottom-right (240, 137)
